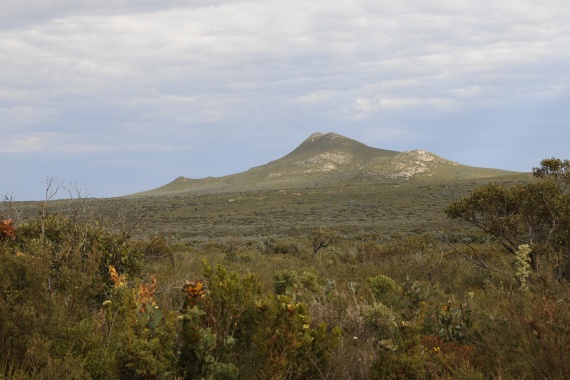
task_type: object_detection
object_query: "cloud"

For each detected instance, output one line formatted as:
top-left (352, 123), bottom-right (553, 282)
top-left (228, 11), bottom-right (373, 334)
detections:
top-left (2, 0), bottom-right (570, 199)
top-left (0, 130), bottom-right (180, 155)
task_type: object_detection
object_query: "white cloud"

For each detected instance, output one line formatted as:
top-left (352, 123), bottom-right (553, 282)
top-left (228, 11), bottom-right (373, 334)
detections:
top-left (2, 0), bottom-right (570, 198)
top-left (0, 129), bottom-right (181, 155)
top-left (288, 90), bottom-right (339, 107)
top-left (450, 86), bottom-right (486, 98)
top-left (1, 134), bottom-right (52, 153)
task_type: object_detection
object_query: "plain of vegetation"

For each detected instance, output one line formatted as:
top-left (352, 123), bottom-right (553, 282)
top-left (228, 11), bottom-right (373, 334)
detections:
top-left (1, 158), bottom-right (570, 379)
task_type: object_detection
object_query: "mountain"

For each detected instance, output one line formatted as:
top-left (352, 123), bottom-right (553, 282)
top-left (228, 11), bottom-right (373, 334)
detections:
top-left (133, 132), bottom-right (517, 196)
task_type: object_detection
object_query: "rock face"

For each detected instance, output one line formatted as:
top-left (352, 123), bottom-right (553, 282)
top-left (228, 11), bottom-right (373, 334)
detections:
top-left (256, 132), bottom-right (400, 178)
top-left (379, 150), bottom-right (461, 179)
top-left (254, 132), bottom-right (469, 181)
top-left (134, 132), bottom-right (517, 196)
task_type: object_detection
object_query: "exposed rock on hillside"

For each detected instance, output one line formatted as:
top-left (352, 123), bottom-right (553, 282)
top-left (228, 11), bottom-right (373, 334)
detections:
top-left (132, 132), bottom-right (517, 196)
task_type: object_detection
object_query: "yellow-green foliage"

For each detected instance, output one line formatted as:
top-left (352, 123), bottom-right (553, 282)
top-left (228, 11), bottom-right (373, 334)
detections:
top-left (514, 244), bottom-right (532, 290)
top-left (0, 212), bottom-right (175, 379)
top-left (103, 278), bottom-right (178, 380)
top-left (368, 274), bottom-right (397, 300)
top-left (362, 302), bottom-right (395, 339)
top-left (177, 261), bottom-right (340, 379)
top-left (3, 161), bottom-right (570, 380)
top-left (253, 294), bottom-right (340, 379)
top-left (273, 269), bottom-right (299, 294)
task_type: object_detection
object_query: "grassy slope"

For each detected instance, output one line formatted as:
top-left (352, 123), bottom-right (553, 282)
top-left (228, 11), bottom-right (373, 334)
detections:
top-left (15, 173), bottom-right (527, 242)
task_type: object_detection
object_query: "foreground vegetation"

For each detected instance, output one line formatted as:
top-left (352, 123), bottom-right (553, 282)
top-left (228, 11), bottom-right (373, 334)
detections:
top-left (1, 160), bottom-right (569, 379)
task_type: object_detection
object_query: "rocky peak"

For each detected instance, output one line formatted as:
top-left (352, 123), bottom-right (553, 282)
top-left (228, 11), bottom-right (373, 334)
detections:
top-left (306, 132), bottom-right (347, 144)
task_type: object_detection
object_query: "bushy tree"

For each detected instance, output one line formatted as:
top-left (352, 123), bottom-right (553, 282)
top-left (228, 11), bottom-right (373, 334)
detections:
top-left (445, 158), bottom-right (570, 277)
top-left (311, 227), bottom-right (341, 256)
top-left (532, 157), bottom-right (570, 192)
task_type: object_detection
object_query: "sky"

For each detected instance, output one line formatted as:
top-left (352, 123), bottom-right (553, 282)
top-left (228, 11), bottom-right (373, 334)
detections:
top-left (2, 0), bottom-right (570, 200)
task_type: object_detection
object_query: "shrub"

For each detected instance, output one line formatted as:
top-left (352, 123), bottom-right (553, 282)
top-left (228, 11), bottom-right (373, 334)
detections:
top-left (357, 240), bottom-right (383, 263)
top-left (475, 279), bottom-right (570, 379)
top-left (102, 269), bottom-right (178, 379)
top-left (368, 274), bottom-right (398, 300)
top-left (0, 217), bottom-right (15, 240)
top-left (427, 299), bottom-right (474, 343)
top-left (0, 211), bottom-right (178, 379)
top-left (362, 302), bottom-right (396, 339)
top-left (178, 261), bottom-right (263, 378)
top-left (144, 235), bottom-right (174, 264)
top-left (258, 238), bottom-right (302, 256)
top-left (273, 270), bottom-right (299, 295)
top-left (300, 271), bottom-right (320, 293)
top-left (253, 294), bottom-right (340, 379)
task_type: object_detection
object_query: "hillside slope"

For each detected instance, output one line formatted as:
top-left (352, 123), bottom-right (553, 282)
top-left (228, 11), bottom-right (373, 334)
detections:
top-left (132, 132), bottom-right (517, 196)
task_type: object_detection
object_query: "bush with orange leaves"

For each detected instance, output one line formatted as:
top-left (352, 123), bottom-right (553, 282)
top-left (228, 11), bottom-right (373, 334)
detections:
top-left (102, 266), bottom-right (177, 378)
top-left (0, 217), bottom-right (15, 240)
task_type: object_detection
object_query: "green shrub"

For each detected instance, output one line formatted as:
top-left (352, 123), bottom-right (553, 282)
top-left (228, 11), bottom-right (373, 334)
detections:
top-left (362, 302), bottom-right (396, 339)
top-left (273, 269), bottom-right (299, 295)
top-left (101, 271), bottom-right (178, 379)
top-left (178, 261), bottom-right (264, 378)
top-left (0, 211), bottom-right (181, 379)
top-left (178, 305), bottom-right (238, 379)
top-left (300, 271), bottom-right (320, 293)
top-left (368, 274), bottom-right (397, 300)
top-left (253, 294), bottom-right (340, 379)
top-left (427, 300), bottom-right (474, 343)
top-left (258, 238), bottom-right (302, 256)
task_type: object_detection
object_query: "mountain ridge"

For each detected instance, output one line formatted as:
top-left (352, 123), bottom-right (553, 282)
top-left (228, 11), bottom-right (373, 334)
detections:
top-left (131, 132), bottom-right (518, 196)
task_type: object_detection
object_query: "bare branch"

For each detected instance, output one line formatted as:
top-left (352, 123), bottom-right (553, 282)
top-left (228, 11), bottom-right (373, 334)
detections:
top-left (439, 234), bottom-right (503, 274)
top-left (2, 192), bottom-right (23, 224)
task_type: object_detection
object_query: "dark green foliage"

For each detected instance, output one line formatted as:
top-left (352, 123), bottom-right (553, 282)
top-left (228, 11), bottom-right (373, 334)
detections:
top-left (446, 159), bottom-right (570, 278)
top-left (199, 261), bottom-right (263, 362)
top-left (178, 305), bottom-right (238, 379)
top-left (533, 157), bottom-right (570, 192)
top-left (398, 277), bottom-right (432, 322)
top-left (253, 294), bottom-right (341, 379)
top-left (259, 238), bottom-right (302, 256)
top-left (369, 278), bottom-right (480, 379)
top-left (4, 158), bottom-right (570, 379)
top-left (428, 300), bottom-right (474, 343)
top-left (177, 262), bottom-right (340, 379)
top-left (311, 227), bottom-right (342, 256)
top-left (108, 284), bottom-right (178, 380)
top-left (0, 212), bottom-right (177, 379)
top-left (273, 269), bottom-right (299, 294)
top-left (362, 301), bottom-right (395, 339)
top-left (445, 181), bottom-right (558, 254)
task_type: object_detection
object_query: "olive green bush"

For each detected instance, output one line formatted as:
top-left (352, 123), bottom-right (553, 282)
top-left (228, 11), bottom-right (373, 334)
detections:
top-left (368, 274), bottom-right (398, 300)
top-left (3, 159), bottom-right (570, 379)
top-left (0, 211), bottom-right (175, 379)
top-left (362, 301), bottom-right (396, 339)
top-left (273, 269), bottom-right (299, 294)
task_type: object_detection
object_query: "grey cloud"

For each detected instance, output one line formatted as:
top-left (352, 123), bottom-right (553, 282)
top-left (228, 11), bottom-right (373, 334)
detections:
top-left (2, 0), bottom-right (570, 199)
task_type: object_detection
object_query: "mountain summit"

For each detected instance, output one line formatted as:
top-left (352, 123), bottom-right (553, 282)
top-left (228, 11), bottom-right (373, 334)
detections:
top-left (277, 132), bottom-right (399, 163)
top-left (134, 132), bottom-right (517, 196)
top-left (249, 132), bottom-right (399, 180)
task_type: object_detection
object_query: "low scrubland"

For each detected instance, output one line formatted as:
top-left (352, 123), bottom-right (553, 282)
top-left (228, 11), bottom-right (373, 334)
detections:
top-left (1, 160), bottom-right (569, 379)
